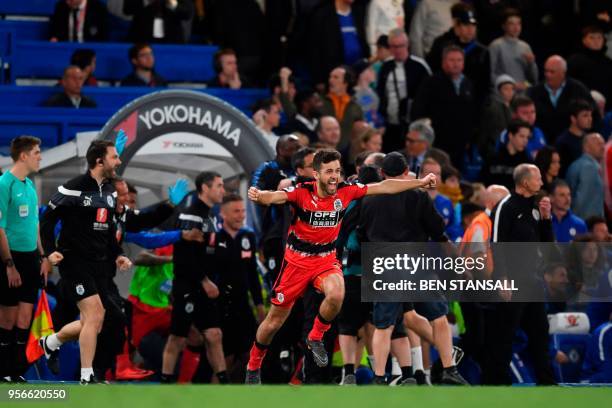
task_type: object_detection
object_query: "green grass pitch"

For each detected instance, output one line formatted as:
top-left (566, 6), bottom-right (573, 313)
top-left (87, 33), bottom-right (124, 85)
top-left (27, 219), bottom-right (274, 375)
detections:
top-left (1, 385), bottom-right (611, 408)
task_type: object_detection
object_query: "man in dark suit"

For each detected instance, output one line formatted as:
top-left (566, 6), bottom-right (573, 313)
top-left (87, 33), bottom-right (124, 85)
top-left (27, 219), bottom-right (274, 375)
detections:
top-left (49, 0), bottom-right (108, 42)
top-left (528, 55), bottom-right (600, 144)
top-left (411, 45), bottom-right (477, 170)
top-left (42, 66), bottom-right (97, 108)
top-left (307, 0), bottom-right (369, 88)
top-left (120, 44), bottom-right (168, 87)
top-left (123, 0), bottom-right (194, 44)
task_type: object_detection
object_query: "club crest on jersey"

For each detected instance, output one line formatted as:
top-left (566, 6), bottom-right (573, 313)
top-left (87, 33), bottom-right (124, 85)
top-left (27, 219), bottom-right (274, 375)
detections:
top-left (276, 292), bottom-right (285, 304)
top-left (185, 302), bottom-right (194, 313)
top-left (532, 209), bottom-right (540, 221)
top-left (76, 284), bottom-right (85, 296)
top-left (241, 237), bottom-right (251, 250)
top-left (333, 199), bottom-right (343, 212)
top-left (107, 195), bottom-right (114, 207)
top-left (268, 258), bottom-right (276, 270)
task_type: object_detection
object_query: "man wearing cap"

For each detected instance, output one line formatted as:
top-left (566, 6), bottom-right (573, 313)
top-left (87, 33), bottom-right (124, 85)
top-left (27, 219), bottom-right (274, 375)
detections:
top-left (376, 28), bottom-right (431, 153)
top-left (398, 118), bottom-right (451, 173)
top-left (426, 2), bottom-right (490, 105)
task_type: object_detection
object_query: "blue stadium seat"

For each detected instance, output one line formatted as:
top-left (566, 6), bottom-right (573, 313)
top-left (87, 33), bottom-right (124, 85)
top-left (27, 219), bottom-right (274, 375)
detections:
top-left (0, 0), bottom-right (57, 16)
top-left (550, 333), bottom-right (591, 383)
top-left (0, 19), bottom-right (48, 41)
top-left (0, 86), bottom-right (268, 148)
top-left (2, 41), bottom-right (219, 84)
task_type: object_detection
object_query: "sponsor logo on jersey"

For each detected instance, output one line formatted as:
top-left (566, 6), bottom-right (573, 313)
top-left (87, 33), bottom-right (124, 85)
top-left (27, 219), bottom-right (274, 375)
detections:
top-left (96, 208), bottom-right (108, 223)
top-left (309, 211), bottom-right (340, 227)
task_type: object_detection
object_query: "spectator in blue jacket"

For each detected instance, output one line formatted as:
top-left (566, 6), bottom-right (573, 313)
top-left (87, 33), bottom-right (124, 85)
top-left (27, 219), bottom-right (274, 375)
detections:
top-left (549, 179), bottom-right (587, 243)
top-left (567, 133), bottom-right (605, 219)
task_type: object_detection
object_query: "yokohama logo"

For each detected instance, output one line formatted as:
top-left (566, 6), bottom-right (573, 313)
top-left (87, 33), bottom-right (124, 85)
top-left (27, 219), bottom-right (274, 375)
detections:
top-left (96, 208), bottom-right (108, 223)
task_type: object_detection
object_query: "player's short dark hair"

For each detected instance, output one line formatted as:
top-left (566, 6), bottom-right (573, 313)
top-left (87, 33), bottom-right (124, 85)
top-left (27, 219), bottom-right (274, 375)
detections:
top-left (582, 25), bottom-right (604, 38)
top-left (292, 147), bottom-right (316, 171)
top-left (195, 171), bottom-right (221, 193)
top-left (358, 165), bottom-right (382, 184)
top-left (10, 136), bottom-right (41, 162)
top-left (252, 98), bottom-right (277, 115)
top-left (549, 179), bottom-right (570, 195)
top-left (70, 49), bottom-right (96, 70)
top-left (86, 140), bottom-right (115, 169)
top-left (222, 192), bottom-right (243, 205)
top-left (128, 43), bottom-right (151, 62)
top-left (502, 7), bottom-right (521, 23)
top-left (585, 215), bottom-right (607, 232)
top-left (507, 119), bottom-right (531, 136)
top-left (569, 99), bottom-right (593, 117)
top-left (295, 89), bottom-right (317, 113)
top-left (442, 164), bottom-right (461, 182)
top-left (355, 150), bottom-right (373, 169)
top-left (313, 149), bottom-right (341, 171)
top-left (127, 182), bottom-right (138, 194)
top-left (510, 94), bottom-right (535, 112)
top-left (442, 44), bottom-right (464, 60)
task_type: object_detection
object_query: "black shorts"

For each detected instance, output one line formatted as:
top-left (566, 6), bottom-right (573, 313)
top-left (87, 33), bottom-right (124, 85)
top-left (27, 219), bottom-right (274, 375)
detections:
top-left (57, 255), bottom-right (110, 304)
top-left (372, 301), bottom-right (414, 339)
top-left (337, 275), bottom-right (372, 336)
top-left (0, 250), bottom-right (41, 306)
top-left (170, 280), bottom-right (221, 337)
top-left (220, 303), bottom-right (257, 356)
top-left (414, 301), bottom-right (449, 321)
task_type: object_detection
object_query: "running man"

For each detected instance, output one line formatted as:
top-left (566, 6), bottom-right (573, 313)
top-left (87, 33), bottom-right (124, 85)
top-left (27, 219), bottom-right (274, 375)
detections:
top-left (245, 149), bottom-right (436, 384)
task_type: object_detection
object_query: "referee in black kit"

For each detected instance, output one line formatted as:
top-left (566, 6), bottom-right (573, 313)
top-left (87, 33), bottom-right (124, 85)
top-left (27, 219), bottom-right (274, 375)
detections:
top-left (484, 163), bottom-right (556, 385)
top-left (359, 152), bottom-right (468, 385)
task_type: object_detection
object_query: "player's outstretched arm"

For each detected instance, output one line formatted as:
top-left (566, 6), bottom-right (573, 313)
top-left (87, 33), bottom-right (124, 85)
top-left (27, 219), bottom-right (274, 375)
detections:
top-left (366, 173), bottom-right (436, 196)
top-left (248, 186), bottom-right (289, 206)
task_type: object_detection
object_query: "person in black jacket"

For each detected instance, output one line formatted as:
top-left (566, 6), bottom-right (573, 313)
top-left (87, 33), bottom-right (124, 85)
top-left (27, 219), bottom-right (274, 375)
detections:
top-left (49, 0), bottom-right (108, 42)
top-left (160, 171), bottom-right (229, 384)
top-left (567, 25), bottom-right (612, 110)
top-left (483, 119), bottom-right (532, 189)
top-left (123, 0), bottom-right (194, 44)
top-left (411, 45), bottom-right (477, 170)
top-left (376, 28), bottom-right (431, 153)
top-left (39, 140), bottom-right (130, 384)
top-left (120, 44), bottom-right (168, 87)
top-left (485, 163), bottom-right (556, 385)
top-left (282, 90), bottom-right (323, 144)
top-left (307, 0), bottom-right (369, 88)
top-left (426, 3), bottom-right (491, 106)
top-left (527, 55), bottom-right (600, 144)
top-left (214, 193), bottom-right (264, 383)
top-left (358, 152), bottom-right (468, 385)
top-left (43, 66), bottom-right (97, 108)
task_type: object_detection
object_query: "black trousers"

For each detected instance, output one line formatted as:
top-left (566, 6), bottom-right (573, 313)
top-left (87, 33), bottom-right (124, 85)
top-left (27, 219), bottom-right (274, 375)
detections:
top-left (382, 124), bottom-right (406, 153)
top-left (482, 302), bottom-right (555, 385)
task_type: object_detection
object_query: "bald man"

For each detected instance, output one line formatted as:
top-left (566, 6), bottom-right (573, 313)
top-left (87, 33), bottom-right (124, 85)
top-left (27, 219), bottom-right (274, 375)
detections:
top-left (527, 55), bottom-right (599, 143)
top-left (566, 133), bottom-right (605, 218)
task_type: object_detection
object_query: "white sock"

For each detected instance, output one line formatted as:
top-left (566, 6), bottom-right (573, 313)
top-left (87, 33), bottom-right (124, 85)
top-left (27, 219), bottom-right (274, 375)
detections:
top-left (411, 346), bottom-right (424, 372)
top-left (81, 367), bottom-right (94, 381)
top-left (391, 357), bottom-right (401, 376)
top-left (47, 333), bottom-right (63, 351)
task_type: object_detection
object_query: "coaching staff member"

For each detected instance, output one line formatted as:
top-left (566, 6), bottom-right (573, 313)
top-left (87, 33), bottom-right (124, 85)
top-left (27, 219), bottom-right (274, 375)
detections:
top-left (485, 163), bottom-right (556, 385)
top-left (40, 140), bottom-right (129, 384)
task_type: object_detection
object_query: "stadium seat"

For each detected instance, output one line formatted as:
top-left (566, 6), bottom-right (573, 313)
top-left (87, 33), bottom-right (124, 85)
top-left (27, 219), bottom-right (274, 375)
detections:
top-left (550, 333), bottom-right (591, 383)
top-left (3, 41), bottom-right (219, 84)
top-left (0, 0), bottom-right (57, 17)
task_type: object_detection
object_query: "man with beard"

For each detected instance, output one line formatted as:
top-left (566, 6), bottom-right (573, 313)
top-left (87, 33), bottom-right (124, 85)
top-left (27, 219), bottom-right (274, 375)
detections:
top-left (283, 91), bottom-right (323, 144)
top-left (120, 43), bottom-right (167, 87)
top-left (245, 149), bottom-right (436, 384)
top-left (39, 140), bottom-right (131, 384)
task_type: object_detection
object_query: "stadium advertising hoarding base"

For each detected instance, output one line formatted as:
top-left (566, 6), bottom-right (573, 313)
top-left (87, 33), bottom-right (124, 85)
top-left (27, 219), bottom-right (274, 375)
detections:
top-left (97, 89), bottom-right (274, 175)
top-left (362, 242), bottom-right (612, 303)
